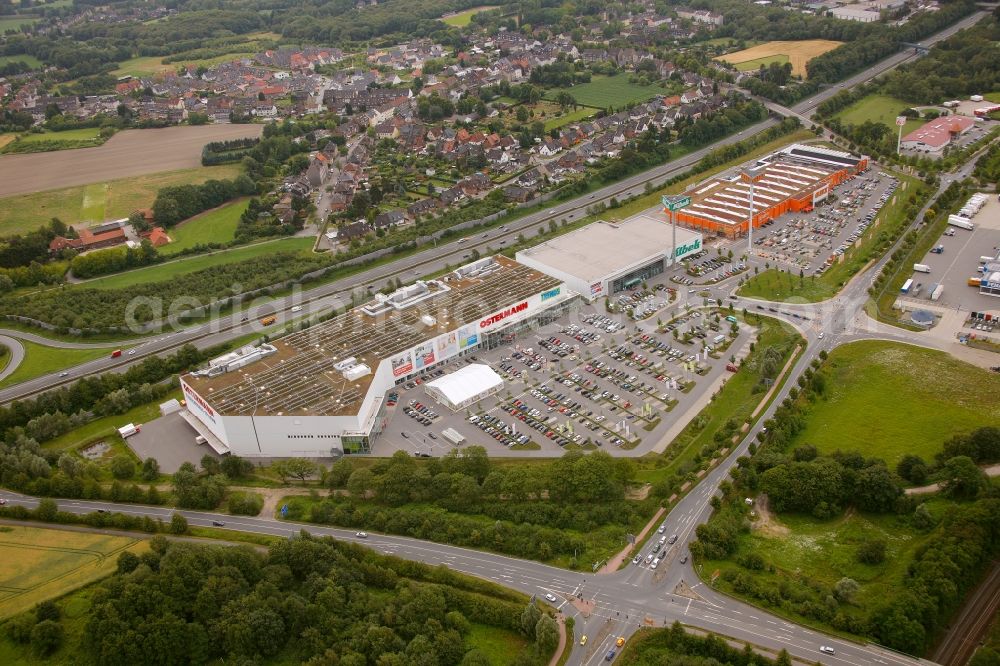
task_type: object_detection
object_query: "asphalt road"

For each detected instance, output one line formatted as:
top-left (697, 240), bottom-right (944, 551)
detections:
top-left (0, 335), bottom-right (24, 382)
top-left (0, 490), bottom-right (931, 666)
top-left (1, 10), bottom-right (986, 404)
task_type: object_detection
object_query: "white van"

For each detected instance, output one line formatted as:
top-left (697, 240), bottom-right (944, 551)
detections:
top-left (650, 558), bottom-right (660, 570)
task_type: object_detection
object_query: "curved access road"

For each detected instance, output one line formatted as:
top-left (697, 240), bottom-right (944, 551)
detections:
top-left (0, 335), bottom-right (24, 382)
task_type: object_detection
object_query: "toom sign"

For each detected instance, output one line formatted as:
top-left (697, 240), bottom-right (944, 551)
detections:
top-left (675, 238), bottom-right (701, 259)
top-left (480, 301), bottom-right (528, 329)
top-left (183, 383), bottom-right (216, 422)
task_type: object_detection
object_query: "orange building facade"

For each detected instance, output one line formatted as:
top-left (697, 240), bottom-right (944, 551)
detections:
top-left (669, 145), bottom-right (869, 239)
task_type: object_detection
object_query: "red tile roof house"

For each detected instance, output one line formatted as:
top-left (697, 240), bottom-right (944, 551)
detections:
top-left (141, 227), bottom-right (171, 248)
top-left (49, 225), bottom-right (129, 253)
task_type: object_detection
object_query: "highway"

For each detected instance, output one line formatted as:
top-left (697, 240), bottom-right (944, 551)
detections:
top-left (0, 10), bottom-right (987, 405)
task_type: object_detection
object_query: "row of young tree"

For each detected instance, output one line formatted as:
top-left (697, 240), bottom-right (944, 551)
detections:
top-left (283, 448), bottom-right (643, 562)
top-left (0, 250), bottom-right (327, 330)
top-left (69, 239), bottom-right (160, 279)
top-left (3, 532), bottom-right (558, 665)
top-left (200, 137), bottom-right (261, 166)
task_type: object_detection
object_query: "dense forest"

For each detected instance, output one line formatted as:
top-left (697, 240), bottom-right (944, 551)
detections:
top-left (3, 534), bottom-right (559, 665)
top-left (881, 15), bottom-right (1000, 104)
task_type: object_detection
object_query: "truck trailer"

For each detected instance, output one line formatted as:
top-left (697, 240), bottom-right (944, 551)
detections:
top-left (913, 264), bottom-right (932, 274)
top-left (948, 215), bottom-right (975, 230)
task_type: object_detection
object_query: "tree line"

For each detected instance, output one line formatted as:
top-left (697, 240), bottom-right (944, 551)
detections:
top-left (4, 531), bottom-right (558, 664)
top-left (200, 137), bottom-right (261, 166)
top-left (0, 251), bottom-right (327, 331)
top-left (69, 239), bottom-right (160, 280)
top-left (283, 448), bottom-right (643, 564)
top-left (152, 175), bottom-right (257, 227)
top-left (625, 622), bottom-right (797, 666)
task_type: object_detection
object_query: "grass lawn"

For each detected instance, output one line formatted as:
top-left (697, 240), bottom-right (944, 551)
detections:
top-left (733, 54), bottom-right (790, 72)
top-left (738, 268), bottom-right (838, 302)
top-left (834, 94), bottom-right (922, 134)
top-left (0, 525), bottom-right (148, 620)
top-left (0, 164), bottom-right (243, 236)
top-left (162, 198), bottom-right (249, 255)
top-left (77, 236), bottom-right (315, 290)
top-left (466, 623), bottom-right (529, 666)
top-left (14, 127), bottom-right (101, 144)
top-left (440, 5), bottom-right (498, 26)
top-left (792, 340), bottom-right (1000, 465)
top-left (2, 127), bottom-right (105, 154)
top-left (0, 54), bottom-right (41, 68)
top-left (545, 75), bottom-right (667, 109)
top-left (0, 339), bottom-right (114, 389)
top-left (542, 105), bottom-right (598, 132)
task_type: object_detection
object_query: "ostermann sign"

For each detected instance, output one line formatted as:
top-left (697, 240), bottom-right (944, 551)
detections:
top-left (480, 301), bottom-right (529, 329)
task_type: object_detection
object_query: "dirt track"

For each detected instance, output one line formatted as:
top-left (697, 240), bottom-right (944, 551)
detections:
top-left (0, 124), bottom-right (263, 198)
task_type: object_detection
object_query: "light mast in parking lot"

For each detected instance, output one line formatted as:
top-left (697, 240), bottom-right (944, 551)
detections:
top-left (662, 194), bottom-right (691, 268)
top-left (740, 167), bottom-right (767, 257)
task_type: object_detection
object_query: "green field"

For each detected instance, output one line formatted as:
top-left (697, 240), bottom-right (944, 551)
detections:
top-left (161, 198), bottom-right (249, 255)
top-left (0, 54), bottom-right (41, 68)
top-left (545, 75), bottom-right (667, 109)
top-left (0, 339), bottom-right (114, 389)
top-left (112, 52), bottom-right (254, 78)
top-left (13, 128), bottom-right (101, 144)
top-left (791, 340), bottom-right (1000, 465)
top-left (834, 93), bottom-right (922, 134)
top-left (0, 525), bottom-right (148, 620)
top-left (733, 54), bottom-right (790, 72)
top-left (542, 105), bottom-right (599, 131)
top-left (78, 235), bottom-right (314, 290)
top-left (0, 15), bottom-right (37, 32)
top-left (2, 127), bottom-right (104, 154)
top-left (0, 164), bottom-right (243, 236)
top-left (440, 4), bottom-right (498, 26)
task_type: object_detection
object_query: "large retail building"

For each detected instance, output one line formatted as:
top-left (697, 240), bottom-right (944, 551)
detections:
top-left (181, 256), bottom-right (573, 457)
top-left (673, 144), bottom-right (869, 239)
top-left (515, 214), bottom-right (703, 300)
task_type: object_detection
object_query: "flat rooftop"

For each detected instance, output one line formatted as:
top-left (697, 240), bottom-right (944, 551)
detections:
top-left (681, 153), bottom-right (843, 227)
top-left (516, 214), bottom-right (702, 282)
top-left (184, 256), bottom-right (561, 418)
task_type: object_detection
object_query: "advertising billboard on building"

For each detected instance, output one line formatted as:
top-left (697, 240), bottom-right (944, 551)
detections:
top-left (390, 350), bottom-right (414, 377)
top-left (413, 342), bottom-right (436, 370)
top-left (435, 330), bottom-right (459, 359)
top-left (458, 324), bottom-right (479, 349)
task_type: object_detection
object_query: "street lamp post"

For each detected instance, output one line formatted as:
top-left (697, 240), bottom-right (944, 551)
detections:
top-left (246, 377), bottom-right (263, 453)
top-left (662, 194), bottom-right (691, 268)
top-left (740, 167), bottom-right (767, 257)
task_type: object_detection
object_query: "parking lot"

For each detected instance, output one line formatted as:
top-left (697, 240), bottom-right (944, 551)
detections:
top-left (901, 193), bottom-right (1000, 322)
top-left (750, 168), bottom-right (899, 276)
top-left (373, 279), bottom-right (755, 458)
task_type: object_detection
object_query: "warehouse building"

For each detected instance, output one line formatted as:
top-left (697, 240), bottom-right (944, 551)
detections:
top-left (515, 213), bottom-right (704, 300)
top-left (673, 144), bottom-right (869, 239)
top-left (900, 115), bottom-right (975, 154)
top-left (180, 256), bottom-right (573, 457)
